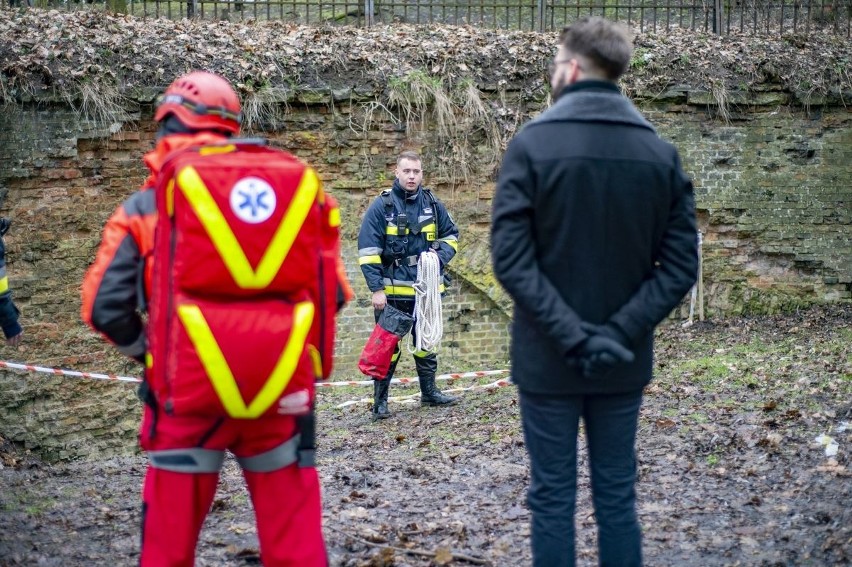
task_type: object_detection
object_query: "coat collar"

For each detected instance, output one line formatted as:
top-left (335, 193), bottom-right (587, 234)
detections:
top-left (392, 179), bottom-right (421, 201)
top-left (534, 80), bottom-right (655, 132)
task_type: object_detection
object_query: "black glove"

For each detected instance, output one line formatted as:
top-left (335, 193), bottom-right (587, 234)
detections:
top-left (570, 323), bottom-right (635, 378)
top-left (580, 322), bottom-right (632, 349)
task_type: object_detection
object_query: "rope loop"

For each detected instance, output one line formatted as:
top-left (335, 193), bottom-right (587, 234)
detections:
top-left (409, 250), bottom-right (443, 353)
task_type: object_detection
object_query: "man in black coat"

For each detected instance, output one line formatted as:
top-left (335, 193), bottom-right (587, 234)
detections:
top-left (491, 17), bottom-right (698, 567)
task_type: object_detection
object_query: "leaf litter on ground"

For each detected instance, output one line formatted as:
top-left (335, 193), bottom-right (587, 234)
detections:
top-left (0, 305), bottom-right (849, 566)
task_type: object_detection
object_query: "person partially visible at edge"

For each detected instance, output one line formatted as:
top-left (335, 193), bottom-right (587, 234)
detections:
top-left (0, 218), bottom-right (23, 347)
top-left (357, 150), bottom-right (460, 420)
top-left (80, 71), bottom-right (352, 566)
top-left (491, 17), bottom-right (699, 567)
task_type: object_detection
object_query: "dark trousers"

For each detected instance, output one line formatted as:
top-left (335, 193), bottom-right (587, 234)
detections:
top-left (519, 389), bottom-right (644, 567)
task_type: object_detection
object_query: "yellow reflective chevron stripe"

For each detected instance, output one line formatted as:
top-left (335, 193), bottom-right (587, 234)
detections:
top-left (307, 344), bottom-right (322, 378)
top-left (384, 283), bottom-right (445, 296)
top-left (176, 165), bottom-right (319, 289)
top-left (358, 255), bottom-right (382, 265)
top-left (177, 301), bottom-right (315, 418)
top-left (166, 179), bottom-right (175, 217)
top-left (386, 226), bottom-right (408, 236)
top-left (0, 277), bottom-right (8, 294)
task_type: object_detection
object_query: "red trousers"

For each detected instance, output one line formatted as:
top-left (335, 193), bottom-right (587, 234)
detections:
top-left (138, 407), bottom-right (327, 567)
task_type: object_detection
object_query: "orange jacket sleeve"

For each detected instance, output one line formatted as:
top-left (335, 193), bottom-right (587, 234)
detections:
top-left (81, 190), bottom-right (157, 361)
top-left (324, 195), bottom-right (354, 309)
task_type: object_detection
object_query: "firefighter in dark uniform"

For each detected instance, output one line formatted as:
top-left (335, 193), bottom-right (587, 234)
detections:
top-left (358, 151), bottom-right (459, 420)
top-left (0, 218), bottom-right (23, 347)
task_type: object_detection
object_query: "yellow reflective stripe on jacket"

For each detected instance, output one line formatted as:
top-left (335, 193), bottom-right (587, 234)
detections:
top-left (439, 237), bottom-right (459, 251)
top-left (358, 255), bottom-right (382, 266)
top-left (176, 165), bottom-right (319, 289)
top-left (198, 145), bottom-right (237, 156)
top-left (384, 283), bottom-right (446, 296)
top-left (328, 206), bottom-right (341, 228)
top-left (0, 276), bottom-right (8, 294)
top-left (177, 300), bottom-right (315, 418)
top-left (385, 226), bottom-right (409, 236)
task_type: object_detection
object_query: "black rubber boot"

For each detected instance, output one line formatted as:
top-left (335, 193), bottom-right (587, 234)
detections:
top-left (372, 378), bottom-right (391, 421)
top-left (416, 354), bottom-right (457, 406)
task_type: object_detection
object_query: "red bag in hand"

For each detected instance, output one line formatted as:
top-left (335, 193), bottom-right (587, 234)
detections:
top-left (358, 304), bottom-right (414, 379)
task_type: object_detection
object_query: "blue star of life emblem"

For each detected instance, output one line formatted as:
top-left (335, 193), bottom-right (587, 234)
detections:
top-left (229, 177), bottom-right (277, 224)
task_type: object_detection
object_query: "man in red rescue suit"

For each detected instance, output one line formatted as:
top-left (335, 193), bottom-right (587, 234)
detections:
top-left (357, 150), bottom-right (459, 420)
top-left (81, 71), bottom-right (352, 566)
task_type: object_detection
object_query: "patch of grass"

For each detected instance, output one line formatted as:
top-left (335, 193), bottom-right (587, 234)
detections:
top-left (1, 493), bottom-right (52, 517)
top-left (685, 412), bottom-right (709, 424)
top-left (673, 355), bottom-right (737, 383)
top-left (630, 47), bottom-right (651, 69)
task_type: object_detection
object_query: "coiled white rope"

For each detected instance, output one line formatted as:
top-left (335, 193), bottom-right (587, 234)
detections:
top-left (409, 250), bottom-right (443, 353)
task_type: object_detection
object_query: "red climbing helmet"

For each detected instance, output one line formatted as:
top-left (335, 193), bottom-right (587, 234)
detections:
top-left (155, 71), bottom-right (242, 134)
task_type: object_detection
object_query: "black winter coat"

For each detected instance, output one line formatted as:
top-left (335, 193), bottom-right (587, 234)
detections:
top-left (491, 81), bottom-right (698, 395)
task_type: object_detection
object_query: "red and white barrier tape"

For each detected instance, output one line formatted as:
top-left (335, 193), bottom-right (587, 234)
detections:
top-left (0, 360), bottom-right (142, 383)
top-left (335, 377), bottom-right (513, 408)
top-left (0, 360), bottom-right (509, 390)
top-left (317, 369), bottom-right (509, 388)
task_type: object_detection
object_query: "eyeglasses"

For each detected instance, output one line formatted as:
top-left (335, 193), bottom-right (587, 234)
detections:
top-left (548, 58), bottom-right (580, 75)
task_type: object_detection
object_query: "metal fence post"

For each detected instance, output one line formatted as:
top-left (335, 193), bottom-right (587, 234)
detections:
top-left (365, 0), bottom-right (374, 26)
top-left (713, 0), bottom-right (724, 33)
top-left (537, 0), bottom-right (545, 31)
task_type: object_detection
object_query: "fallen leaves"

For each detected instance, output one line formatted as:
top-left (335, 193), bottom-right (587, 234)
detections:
top-left (1, 9), bottom-right (850, 112)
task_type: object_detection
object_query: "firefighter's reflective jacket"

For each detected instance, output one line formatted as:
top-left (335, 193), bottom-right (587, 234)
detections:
top-left (357, 180), bottom-right (459, 299)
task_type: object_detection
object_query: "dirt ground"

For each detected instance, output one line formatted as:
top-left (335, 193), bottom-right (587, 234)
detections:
top-left (0, 305), bottom-right (850, 566)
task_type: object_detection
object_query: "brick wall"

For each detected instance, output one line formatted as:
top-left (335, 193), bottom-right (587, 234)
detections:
top-left (645, 103), bottom-right (851, 314)
top-left (0, 93), bottom-right (850, 460)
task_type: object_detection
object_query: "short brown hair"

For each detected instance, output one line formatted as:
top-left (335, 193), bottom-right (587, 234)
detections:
top-left (397, 150), bottom-right (421, 165)
top-left (559, 17), bottom-right (633, 81)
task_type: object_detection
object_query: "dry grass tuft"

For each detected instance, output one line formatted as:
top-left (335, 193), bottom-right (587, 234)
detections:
top-left (241, 87), bottom-right (292, 132)
top-left (66, 80), bottom-right (128, 125)
top-left (386, 71), bottom-right (506, 184)
top-left (710, 80), bottom-right (731, 124)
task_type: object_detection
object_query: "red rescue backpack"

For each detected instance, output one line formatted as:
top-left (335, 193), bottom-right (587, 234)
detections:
top-left (146, 139), bottom-right (340, 418)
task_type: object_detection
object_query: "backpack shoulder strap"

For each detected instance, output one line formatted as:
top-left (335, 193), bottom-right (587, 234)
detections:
top-left (422, 188), bottom-right (441, 224)
top-left (380, 189), bottom-right (395, 216)
top-left (422, 188), bottom-right (439, 209)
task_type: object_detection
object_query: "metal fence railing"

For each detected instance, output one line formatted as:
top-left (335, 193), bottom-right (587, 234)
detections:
top-left (5, 0), bottom-right (851, 36)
